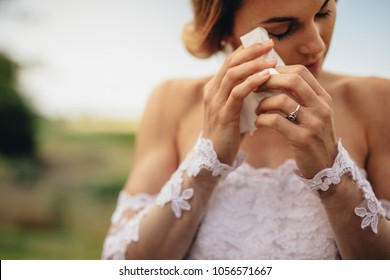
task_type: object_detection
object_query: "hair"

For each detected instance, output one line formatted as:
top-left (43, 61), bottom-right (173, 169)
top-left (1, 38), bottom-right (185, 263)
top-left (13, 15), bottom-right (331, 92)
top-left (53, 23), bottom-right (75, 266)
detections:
top-left (182, 0), bottom-right (244, 58)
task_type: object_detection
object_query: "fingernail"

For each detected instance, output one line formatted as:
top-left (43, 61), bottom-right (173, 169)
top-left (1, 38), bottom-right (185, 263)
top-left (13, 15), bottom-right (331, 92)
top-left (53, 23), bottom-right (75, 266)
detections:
top-left (258, 69), bottom-right (270, 77)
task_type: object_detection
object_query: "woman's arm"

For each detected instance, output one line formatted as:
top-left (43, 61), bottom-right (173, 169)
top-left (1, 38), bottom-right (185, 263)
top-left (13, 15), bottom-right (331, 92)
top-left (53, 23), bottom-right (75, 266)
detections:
top-left (308, 144), bottom-right (390, 259)
top-left (103, 81), bottom-right (221, 259)
top-left (318, 77), bottom-right (390, 259)
top-left (255, 68), bottom-right (390, 259)
top-left (102, 41), bottom-right (277, 259)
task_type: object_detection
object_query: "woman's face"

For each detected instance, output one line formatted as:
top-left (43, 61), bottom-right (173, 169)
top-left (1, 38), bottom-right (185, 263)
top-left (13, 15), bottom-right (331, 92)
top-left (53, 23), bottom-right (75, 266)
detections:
top-left (230, 0), bottom-right (337, 76)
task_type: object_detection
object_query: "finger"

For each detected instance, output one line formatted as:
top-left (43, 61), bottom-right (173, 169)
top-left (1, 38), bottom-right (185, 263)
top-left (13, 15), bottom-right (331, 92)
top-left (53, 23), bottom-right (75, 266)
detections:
top-left (261, 73), bottom-right (319, 106)
top-left (217, 57), bottom-right (276, 101)
top-left (255, 93), bottom-right (303, 122)
top-left (276, 65), bottom-right (330, 100)
top-left (224, 69), bottom-right (271, 115)
top-left (213, 40), bottom-right (275, 87)
top-left (227, 40), bottom-right (274, 67)
top-left (255, 113), bottom-right (306, 143)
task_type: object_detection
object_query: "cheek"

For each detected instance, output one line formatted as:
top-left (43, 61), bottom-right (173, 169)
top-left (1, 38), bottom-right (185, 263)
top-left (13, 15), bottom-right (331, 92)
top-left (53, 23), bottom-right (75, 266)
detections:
top-left (320, 11), bottom-right (337, 50)
top-left (319, 21), bottom-right (336, 56)
top-left (322, 21), bottom-right (335, 45)
top-left (273, 22), bottom-right (336, 64)
top-left (272, 41), bottom-right (299, 65)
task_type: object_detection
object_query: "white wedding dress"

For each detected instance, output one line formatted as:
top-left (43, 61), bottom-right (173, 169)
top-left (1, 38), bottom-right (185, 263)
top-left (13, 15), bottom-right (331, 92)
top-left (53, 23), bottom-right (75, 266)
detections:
top-left (102, 148), bottom-right (390, 260)
top-left (185, 160), bottom-right (338, 259)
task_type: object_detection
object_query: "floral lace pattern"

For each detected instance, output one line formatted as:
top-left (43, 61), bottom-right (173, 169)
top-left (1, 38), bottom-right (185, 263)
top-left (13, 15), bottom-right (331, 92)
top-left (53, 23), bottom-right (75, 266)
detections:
top-left (186, 136), bottom-right (247, 178)
top-left (101, 192), bottom-right (155, 259)
top-left (102, 135), bottom-right (243, 258)
top-left (186, 160), bottom-right (339, 259)
top-left (103, 162), bottom-right (390, 259)
top-left (156, 136), bottom-right (244, 218)
top-left (103, 134), bottom-right (389, 259)
top-left (155, 164), bottom-right (194, 218)
top-left (298, 140), bottom-right (385, 234)
top-left (155, 166), bottom-right (194, 218)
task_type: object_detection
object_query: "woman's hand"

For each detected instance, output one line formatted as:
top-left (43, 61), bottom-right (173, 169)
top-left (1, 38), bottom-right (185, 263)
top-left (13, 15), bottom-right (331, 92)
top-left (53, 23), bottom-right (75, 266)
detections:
top-left (255, 65), bottom-right (338, 178)
top-left (203, 40), bottom-right (277, 165)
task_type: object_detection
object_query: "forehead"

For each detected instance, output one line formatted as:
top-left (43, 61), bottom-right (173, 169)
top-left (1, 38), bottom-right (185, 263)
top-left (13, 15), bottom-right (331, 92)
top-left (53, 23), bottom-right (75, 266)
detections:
top-left (234, 0), bottom-right (328, 35)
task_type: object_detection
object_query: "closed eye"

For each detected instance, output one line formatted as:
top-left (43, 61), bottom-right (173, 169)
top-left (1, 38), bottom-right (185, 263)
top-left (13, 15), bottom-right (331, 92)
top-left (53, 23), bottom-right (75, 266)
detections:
top-left (268, 22), bottom-right (299, 41)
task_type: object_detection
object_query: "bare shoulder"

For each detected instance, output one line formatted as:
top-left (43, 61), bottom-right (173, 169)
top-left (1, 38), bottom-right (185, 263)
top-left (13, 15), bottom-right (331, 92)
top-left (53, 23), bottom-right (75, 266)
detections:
top-left (137, 77), bottom-right (207, 138)
top-left (323, 71), bottom-right (390, 199)
top-left (342, 74), bottom-right (390, 140)
top-left (344, 74), bottom-right (390, 104)
top-left (123, 77), bottom-right (208, 195)
top-left (149, 77), bottom-right (207, 118)
top-left (323, 72), bottom-right (390, 121)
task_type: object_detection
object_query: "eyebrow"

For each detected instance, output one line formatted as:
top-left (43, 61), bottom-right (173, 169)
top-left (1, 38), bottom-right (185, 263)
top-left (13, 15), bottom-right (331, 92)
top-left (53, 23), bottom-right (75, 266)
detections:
top-left (320, 0), bottom-right (330, 11)
top-left (261, 0), bottom-right (330, 24)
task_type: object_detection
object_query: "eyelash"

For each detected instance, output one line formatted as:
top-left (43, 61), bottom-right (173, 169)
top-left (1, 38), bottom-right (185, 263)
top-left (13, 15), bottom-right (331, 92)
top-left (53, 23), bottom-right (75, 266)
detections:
top-left (316, 10), bottom-right (332, 19)
top-left (269, 10), bottom-right (332, 41)
top-left (269, 24), bottom-right (296, 41)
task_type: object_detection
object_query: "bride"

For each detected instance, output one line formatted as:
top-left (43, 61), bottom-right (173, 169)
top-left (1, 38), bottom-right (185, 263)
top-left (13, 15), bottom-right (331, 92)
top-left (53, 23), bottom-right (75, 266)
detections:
top-left (102, 0), bottom-right (390, 259)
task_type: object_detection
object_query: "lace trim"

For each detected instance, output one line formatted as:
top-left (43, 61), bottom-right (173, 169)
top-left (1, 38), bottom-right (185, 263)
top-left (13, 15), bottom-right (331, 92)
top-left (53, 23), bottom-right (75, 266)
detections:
top-left (186, 137), bottom-right (247, 177)
top-left (298, 139), bottom-right (386, 234)
top-left (155, 168), bottom-right (194, 218)
top-left (111, 192), bottom-right (155, 224)
top-left (102, 135), bottom-right (245, 259)
top-left (187, 159), bottom-right (339, 259)
top-left (156, 136), bottom-right (245, 218)
top-left (101, 192), bottom-right (155, 259)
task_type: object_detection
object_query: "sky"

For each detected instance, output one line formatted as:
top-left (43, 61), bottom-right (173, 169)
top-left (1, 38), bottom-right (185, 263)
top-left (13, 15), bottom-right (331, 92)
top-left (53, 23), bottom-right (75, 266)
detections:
top-left (0, 0), bottom-right (389, 121)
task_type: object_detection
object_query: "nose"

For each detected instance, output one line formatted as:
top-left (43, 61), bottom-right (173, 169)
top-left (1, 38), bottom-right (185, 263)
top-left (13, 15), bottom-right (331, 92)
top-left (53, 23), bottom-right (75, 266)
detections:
top-left (298, 22), bottom-right (325, 56)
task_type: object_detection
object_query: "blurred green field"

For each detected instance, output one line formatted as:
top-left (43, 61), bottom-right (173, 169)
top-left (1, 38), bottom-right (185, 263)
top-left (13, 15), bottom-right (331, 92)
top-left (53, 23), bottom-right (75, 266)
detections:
top-left (0, 118), bottom-right (137, 259)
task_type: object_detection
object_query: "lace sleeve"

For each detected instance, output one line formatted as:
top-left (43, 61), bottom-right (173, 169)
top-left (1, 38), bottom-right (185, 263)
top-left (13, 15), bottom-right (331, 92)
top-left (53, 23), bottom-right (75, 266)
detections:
top-left (298, 139), bottom-right (386, 234)
top-left (101, 135), bottom-right (245, 259)
top-left (101, 191), bottom-right (155, 259)
top-left (156, 136), bottom-right (246, 218)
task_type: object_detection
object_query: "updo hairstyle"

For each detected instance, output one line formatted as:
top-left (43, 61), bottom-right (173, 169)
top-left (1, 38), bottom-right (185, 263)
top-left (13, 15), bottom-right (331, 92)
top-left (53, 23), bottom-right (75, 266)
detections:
top-left (182, 0), bottom-right (244, 58)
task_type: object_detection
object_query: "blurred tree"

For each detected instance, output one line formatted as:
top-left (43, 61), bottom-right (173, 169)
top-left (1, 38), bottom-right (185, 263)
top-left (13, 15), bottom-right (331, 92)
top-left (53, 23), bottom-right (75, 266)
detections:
top-left (0, 53), bottom-right (37, 157)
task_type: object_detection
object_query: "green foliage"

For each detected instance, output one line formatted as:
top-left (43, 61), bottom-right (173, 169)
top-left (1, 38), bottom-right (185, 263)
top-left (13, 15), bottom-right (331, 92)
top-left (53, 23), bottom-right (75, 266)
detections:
top-left (0, 53), bottom-right (37, 157)
top-left (0, 53), bottom-right (16, 86)
top-left (0, 119), bottom-right (136, 259)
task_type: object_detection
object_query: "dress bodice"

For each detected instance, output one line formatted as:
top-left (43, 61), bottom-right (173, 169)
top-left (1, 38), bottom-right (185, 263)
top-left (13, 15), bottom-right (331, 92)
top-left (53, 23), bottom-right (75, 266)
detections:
top-left (102, 148), bottom-right (390, 260)
top-left (186, 160), bottom-right (339, 259)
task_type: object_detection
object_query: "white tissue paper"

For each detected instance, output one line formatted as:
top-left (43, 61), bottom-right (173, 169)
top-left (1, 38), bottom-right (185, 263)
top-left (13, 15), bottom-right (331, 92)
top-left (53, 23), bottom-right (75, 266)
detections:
top-left (239, 27), bottom-right (285, 133)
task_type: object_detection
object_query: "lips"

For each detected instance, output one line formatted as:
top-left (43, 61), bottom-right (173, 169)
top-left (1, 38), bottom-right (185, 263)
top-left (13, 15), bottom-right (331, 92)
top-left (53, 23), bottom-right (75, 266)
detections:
top-left (304, 59), bottom-right (321, 73)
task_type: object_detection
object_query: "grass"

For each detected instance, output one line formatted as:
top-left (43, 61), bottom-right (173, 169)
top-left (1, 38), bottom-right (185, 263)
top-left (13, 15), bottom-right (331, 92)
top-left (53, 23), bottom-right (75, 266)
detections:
top-left (0, 118), bottom-right (136, 259)
top-left (0, 224), bottom-right (103, 259)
